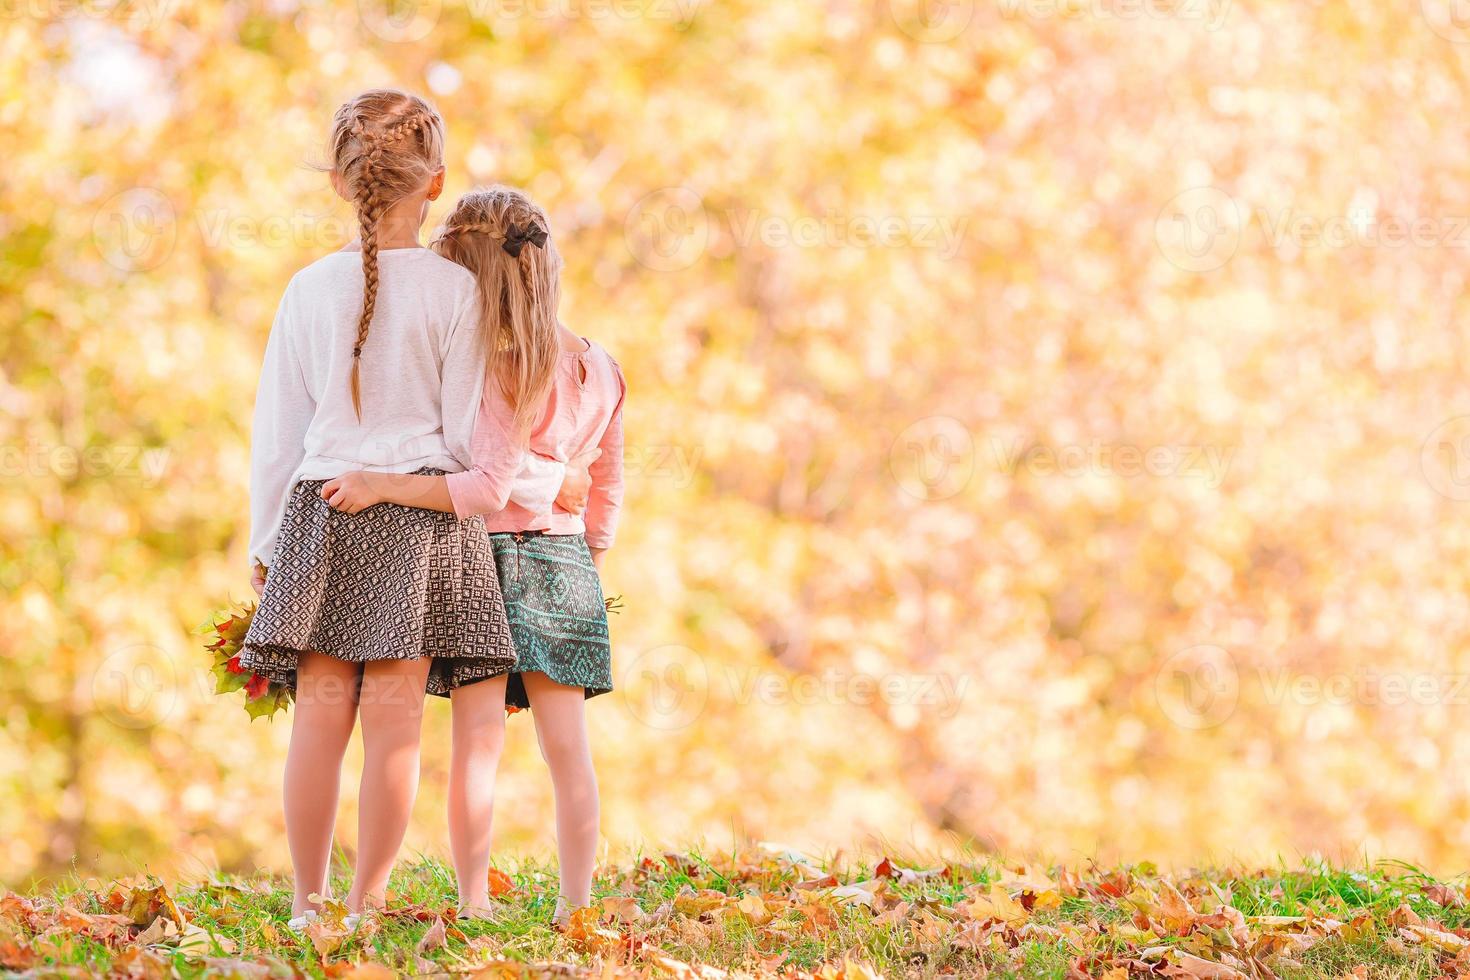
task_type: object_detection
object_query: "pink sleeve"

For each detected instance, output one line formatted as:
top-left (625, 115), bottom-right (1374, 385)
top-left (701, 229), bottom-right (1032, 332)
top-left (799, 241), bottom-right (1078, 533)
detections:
top-left (445, 382), bottom-right (524, 518)
top-left (583, 360), bottom-right (626, 550)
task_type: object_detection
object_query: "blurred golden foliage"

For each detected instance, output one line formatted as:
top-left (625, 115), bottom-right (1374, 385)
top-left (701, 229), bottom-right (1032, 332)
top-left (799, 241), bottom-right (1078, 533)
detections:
top-left (5, 0), bottom-right (1470, 887)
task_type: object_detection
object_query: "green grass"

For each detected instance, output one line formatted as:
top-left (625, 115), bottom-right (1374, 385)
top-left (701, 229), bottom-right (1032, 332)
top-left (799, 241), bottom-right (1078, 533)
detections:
top-left (4, 852), bottom-right (1470, 978)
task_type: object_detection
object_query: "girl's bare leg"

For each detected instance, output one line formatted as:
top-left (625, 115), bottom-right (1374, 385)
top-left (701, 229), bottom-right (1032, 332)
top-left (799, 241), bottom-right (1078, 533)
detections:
top-left (447, 675), bottom-right (509, 911)
top-left (523, 672), bottom-right (599, 909)
top-left (345, 656), bottom-right (433, 912)
top-left (284, 651), bottom-right (361, 916)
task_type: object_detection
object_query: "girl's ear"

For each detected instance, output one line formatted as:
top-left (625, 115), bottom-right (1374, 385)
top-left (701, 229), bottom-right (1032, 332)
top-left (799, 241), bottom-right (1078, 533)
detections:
top-left (330, 169), bottom-right (350, 201)
top-left (427, 168), bottom-right (446, 201)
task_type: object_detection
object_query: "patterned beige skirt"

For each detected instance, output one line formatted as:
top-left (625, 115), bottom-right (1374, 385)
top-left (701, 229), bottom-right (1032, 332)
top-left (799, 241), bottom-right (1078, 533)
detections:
top-left (239, 470), bottom-right (517, 697)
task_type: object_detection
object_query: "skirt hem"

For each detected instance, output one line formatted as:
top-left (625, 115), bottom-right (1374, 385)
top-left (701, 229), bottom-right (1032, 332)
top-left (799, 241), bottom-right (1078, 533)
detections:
top-left (239, 642), bottom-right (517, 698)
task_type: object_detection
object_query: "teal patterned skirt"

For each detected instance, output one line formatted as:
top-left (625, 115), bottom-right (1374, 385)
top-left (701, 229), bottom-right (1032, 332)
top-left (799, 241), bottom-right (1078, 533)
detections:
top-left (489, 532), bottom-right (612, 710)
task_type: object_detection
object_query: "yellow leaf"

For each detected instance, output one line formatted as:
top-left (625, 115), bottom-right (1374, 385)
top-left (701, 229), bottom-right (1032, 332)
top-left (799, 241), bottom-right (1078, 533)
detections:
top-left (736, 893), bottom-right (771, 924)
top-left (965, 884), bottom-right (1029, 926)
top-left (673, 889), bottom-right (728, 917)
top-left (1401, 924), bottom-right (1470, 952)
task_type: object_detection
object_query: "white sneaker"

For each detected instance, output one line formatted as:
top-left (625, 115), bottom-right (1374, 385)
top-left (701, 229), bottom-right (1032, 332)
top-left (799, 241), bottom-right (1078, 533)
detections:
top-left (286, 910), bottom-right (319, 931)
top-left (457, 904), bottom-right (499, 922)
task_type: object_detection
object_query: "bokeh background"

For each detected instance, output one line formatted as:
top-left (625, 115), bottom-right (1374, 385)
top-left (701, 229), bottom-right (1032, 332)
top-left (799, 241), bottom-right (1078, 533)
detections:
top-left (7, 0), bottom-right (1470, 888)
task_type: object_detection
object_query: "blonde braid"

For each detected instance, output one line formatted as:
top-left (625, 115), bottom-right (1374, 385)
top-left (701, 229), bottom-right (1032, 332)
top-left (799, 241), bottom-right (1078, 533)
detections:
top-left (350, 122), bottom-right (387, 419)
top-left (326, 92), bottom-right (446, 420)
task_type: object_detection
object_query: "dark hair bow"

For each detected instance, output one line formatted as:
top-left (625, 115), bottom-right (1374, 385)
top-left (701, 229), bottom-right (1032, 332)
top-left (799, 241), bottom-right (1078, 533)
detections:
top-left (501, 222), bottom-right (548, 258)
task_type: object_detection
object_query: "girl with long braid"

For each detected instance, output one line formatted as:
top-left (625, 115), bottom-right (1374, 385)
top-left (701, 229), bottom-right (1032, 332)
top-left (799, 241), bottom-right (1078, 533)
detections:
top-left (325, 186), bottom-right (625, 926)
top-left (239, 91), bottom-right (589, 925)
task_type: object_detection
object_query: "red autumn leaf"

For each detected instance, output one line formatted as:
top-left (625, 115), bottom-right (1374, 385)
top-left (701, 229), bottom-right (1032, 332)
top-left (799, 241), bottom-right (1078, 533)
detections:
top-left (796, 874), bottom-right (841, 890)
top-left (0, 940), bottom-right (35, 970)
top-left (487, 868), bottom-right (516, 897)
top-left (244, 674), bottom-right (270, 700)
top-left (226, 656), bottom-right (247, 675)
top-left (1426, 884), bottom-right (1464, 908)
top-left (0, 895), bottom-right (37, 926)
top-left (875, 857), bottom-right (897, 879)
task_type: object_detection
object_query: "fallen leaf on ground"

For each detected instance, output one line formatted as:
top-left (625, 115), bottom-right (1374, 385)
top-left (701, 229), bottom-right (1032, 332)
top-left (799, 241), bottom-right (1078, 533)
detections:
top-left (964, 884), bottom-right (1029, 926)
top-left (416, 917), bottom-right (447, 954)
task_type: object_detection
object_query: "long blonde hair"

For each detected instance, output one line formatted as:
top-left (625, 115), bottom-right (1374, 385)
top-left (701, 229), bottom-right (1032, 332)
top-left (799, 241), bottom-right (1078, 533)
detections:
top-left (326, 89), bottom-right (446, 418)
top-left (431, 186), bottom-right (561, 438)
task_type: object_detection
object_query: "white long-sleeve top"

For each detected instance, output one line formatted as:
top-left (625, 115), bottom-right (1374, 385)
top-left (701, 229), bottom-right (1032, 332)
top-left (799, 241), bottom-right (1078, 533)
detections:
top-left (248, 248), bottom-right (561, 567)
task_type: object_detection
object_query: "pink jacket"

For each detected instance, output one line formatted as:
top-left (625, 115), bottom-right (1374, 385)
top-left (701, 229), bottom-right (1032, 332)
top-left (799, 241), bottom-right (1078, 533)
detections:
top-left (445, 338), bottom-right (625, 549)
